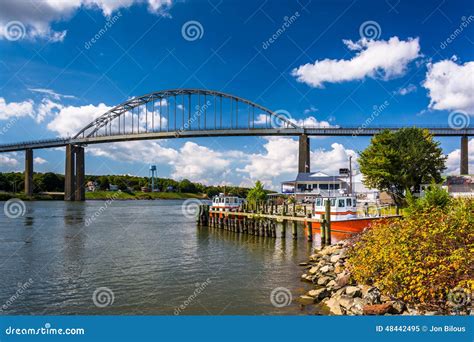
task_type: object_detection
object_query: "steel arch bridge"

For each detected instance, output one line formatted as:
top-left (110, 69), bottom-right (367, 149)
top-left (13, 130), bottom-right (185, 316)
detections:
top-left (0, 88), bottom-right (472, 200)
top-left (74, 88), bottom-right (299, 140)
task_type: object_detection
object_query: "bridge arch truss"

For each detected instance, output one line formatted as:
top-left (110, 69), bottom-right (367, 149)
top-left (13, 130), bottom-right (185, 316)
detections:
top-left (74, 89), bottom-right (299, 139)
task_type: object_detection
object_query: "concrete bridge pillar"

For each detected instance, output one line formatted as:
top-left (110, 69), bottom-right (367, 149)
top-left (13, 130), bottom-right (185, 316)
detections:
top-left (75, 146), bottom-right (85, 201)
top-left (461, 135), bottom-right (469, 175)
top-left (64, 144), bottom-right (85, 201)
top-left (64, 144), bottom-right (75, 201)
top-left (298, 134), bottom-right (310, 173)
top-left (24, 148), bottom-right (33, 196)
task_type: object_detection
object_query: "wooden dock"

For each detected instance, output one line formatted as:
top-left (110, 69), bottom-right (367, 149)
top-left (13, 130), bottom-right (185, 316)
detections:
top-left (197, 201), bottom-right (334, 244)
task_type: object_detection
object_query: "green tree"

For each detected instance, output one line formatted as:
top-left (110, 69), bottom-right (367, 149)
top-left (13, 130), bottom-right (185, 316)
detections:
top-left (246, 180), bottom-right (267, 205)
top-left (35, 172), bottom-right (64, 192)
top-left (359, 128), bottom-right (446, 207)
top-left (178, 179), bottom-right (197, 193)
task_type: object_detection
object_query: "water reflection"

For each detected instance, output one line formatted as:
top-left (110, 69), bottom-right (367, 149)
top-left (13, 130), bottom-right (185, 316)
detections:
top-left (0, 200), bottom-right (320, 315)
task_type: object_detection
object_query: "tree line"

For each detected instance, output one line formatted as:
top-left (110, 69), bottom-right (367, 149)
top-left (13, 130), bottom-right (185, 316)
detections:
top-left (0, 172), bottom-right (251, 198)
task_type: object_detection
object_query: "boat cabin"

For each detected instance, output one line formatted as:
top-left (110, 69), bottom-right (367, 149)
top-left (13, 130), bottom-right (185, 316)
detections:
top-left (211, 193), bottom-right (244, 211)
top-left (313, 195), bottom-right (357, 221)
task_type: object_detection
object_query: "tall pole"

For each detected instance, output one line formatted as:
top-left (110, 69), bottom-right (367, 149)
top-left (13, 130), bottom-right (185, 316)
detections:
top-left (349, 155), bottom-right (353, 194)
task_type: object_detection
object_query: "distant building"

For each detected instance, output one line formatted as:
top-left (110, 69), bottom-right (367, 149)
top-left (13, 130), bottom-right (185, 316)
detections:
top-left (109, 184), bottom-right (119, 191)
top-left (281, 171), bottom-right (349, 202)
top-left (86, 181), bottom-right (97, 192)
top-left (280, 171), bottom-right (381, 203)
top-left (446, 175), bottom-right (474, 197)
top-left (422, 175), bottom-right (474, 198)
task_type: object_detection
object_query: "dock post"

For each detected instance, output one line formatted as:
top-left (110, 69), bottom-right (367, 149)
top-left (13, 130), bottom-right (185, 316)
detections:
top-left (320, 214), bottom-right (326, 245)
top-left (325, 200), bottom-right (332, 245)
top-left (307, 220), bottom-right (313, 242)
top-left (281, 220), bottom-right (286, 238)
top-left (291, 221), bottom-right (297, 239)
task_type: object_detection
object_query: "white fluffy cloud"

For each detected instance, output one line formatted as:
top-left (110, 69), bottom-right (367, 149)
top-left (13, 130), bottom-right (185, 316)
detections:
top-left (423, 58), bottom-right (474, 115)
top-left (47, 103), bottom-right (112, 136)
top-left (0, 0), bottom-right (173, 41)
top-left (238, 137), bottom-right (299, 186)
top-left (445, 138), bottom-right (474, 175)
top-left (34, 157), bottom-right (47, 164)
top-left (237, 138), bottom-right (358, 189)
top-left (311, 143), bottom-right (357, 175)
top-left (88, 140), bottom-right (241, 184)
top-left (0, 97), bottom-right (34, 120)
top-left (0, 154), bottom-right (19, 168)
top-left (292, 37), bottom-right (420, 88)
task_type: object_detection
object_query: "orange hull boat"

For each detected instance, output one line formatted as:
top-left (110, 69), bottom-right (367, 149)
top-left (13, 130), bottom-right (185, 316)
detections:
top-left (308, 216), bottom-right (396, 234)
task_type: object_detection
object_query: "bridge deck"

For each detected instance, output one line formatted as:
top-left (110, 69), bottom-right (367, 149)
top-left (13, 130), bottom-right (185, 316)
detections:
top-left (0, 127), bottom-right (473, 152)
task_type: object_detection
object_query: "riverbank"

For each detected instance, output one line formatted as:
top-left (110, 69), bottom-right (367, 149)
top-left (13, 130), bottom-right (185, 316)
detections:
top-left (0, 191), bottom-right (207, 201)
top-left (298, 241), bottom-right (472, 315)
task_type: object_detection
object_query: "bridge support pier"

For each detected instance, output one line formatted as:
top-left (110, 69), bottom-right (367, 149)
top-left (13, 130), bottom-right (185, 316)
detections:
top-left (24, 148), bottom-right (33, 196)
top-left (461, 136), bottom-right (469, 175)
top-left (298, 134), bottom-right (310, 173)
top-left (75, 146), bottom-right (85, 201)
top-left (64, 144), bottom-right (85, 201)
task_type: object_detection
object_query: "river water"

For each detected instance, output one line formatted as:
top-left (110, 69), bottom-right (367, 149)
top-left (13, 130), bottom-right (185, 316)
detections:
top-left (0, 200), bottom-right (345, 315)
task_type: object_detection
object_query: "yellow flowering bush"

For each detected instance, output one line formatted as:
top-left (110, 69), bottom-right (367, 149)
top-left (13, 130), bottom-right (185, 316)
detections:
top-left (347, 198), bottom-right (473, 310)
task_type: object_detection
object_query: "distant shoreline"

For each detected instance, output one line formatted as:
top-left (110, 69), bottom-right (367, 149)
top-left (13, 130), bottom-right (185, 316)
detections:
top-left (0, 191), bottom-right (208, 201)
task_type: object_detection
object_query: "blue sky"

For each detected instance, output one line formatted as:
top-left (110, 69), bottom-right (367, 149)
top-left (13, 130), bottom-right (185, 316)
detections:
top-left (0, 0), bottom-right (473, 188)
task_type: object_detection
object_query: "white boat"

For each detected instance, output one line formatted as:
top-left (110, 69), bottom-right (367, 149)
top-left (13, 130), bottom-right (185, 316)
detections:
top-left (309, 195), bottom-right (398, 233)
top-left (211, 193), bottom-right (244, 212)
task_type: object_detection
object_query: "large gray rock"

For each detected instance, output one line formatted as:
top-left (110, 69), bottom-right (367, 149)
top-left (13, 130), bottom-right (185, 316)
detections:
top-left (317, 276), bottom-right (332, 286)
top-left (330, 254), bottom-right (342, 263)
top-left (297, 295), bottom-right (315, 305)
top-left (325, 296), bottom-right (343, 315)
top-left (308, 288), bottom-right (330, 301)
top-left (361, 286), bottom-right (381, 304)
top-left (320, 265), bottom-right (334, 274)
top-left (345, 286), bottom-right (362, 298)
top-left (339, 295), bottom-right (354, 309)
top-left (350, 297), bottom-right (369, 315)
top-left (335, 272), bottom-right (350, 287)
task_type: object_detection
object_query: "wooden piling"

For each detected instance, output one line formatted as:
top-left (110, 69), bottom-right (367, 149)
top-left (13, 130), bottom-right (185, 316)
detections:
top-left (291, 221), bottom-right (297, 239)
top-left (324, 200), bottom-right (332, 245)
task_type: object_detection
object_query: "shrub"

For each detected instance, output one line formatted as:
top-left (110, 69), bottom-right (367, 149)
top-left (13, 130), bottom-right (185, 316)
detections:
top-left (347, 197), bottom-right (473, 310)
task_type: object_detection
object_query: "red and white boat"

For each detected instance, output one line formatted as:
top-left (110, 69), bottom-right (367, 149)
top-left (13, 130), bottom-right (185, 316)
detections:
top-left (211, 193), bottom-right (244, 212)
top-left (309, 195), bottom-right (398, 234)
